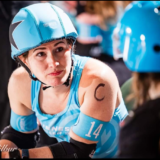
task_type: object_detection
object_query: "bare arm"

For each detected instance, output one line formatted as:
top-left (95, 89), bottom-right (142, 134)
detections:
top-left (0, 67), bottom-right (37, 148)
top-left (70, 58), bottom-right (120, 143)
top-left (1, 147), bottom-right (53, 158)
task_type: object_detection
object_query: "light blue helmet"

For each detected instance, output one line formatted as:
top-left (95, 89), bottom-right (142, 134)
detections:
top-left (9, 2), bottom-right (78, 60)
top-left (113, 1), bottom-right (160, 72)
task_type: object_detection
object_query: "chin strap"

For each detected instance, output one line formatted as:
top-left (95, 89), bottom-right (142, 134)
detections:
top-left (14, 56), bottom-right (74, 91)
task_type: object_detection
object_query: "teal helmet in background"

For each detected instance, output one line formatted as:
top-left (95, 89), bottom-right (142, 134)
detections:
top-left (9, 2), bottom-right (78, 60)
top-left (9, 3), bottom-right (78, 86)
top-left (113, 1), bottom-right (160, 72)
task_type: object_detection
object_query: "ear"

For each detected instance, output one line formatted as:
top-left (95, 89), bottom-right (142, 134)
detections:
top-left (18, 55), bottom-right (30, 68)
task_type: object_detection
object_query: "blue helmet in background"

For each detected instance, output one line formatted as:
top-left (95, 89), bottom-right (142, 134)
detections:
top-left (113, 1), bottom-right (160, 72)
top-left (9, 2), bottom-right (78, 60)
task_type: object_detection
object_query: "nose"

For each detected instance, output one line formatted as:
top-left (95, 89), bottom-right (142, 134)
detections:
top-left (47, 54), bottom-right (59, 68)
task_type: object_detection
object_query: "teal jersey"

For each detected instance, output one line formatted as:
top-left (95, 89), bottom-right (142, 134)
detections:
top-left (31, 54), bottom-right (128, 158)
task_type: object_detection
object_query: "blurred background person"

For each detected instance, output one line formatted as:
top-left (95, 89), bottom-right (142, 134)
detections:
top-left (112, 1), bottom-right (160, 158)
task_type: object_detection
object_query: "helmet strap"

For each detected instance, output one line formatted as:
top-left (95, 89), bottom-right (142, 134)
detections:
top-left (14, 56), bottom-right (40, 82)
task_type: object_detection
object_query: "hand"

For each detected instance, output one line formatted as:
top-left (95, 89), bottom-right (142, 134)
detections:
top-left (1, 149), bottom-right (22, 158)
top-left (1, 152), bottom-right (9, 158)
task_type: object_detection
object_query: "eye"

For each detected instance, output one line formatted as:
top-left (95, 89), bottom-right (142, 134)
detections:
top-left (36, 52), bottom-right (45, 57)
top-left (55, 47), bottom-right (64, 53)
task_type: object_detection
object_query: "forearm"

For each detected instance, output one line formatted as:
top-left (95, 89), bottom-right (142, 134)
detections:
top-left (2, 147), bottom-right (53, 158)
top-left (1, 137), bottom-right (96, 158)
top-left (0, 139), bottom-right (17, 150)
top-left (27, 147), bottom-right (53, 158)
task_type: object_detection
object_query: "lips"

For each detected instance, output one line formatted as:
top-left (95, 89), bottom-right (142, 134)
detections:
top-left (48, 70), bottom-right (63, 76)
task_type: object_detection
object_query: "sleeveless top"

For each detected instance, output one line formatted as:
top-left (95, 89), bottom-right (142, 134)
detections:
top-left (31, 54), bottom-right (128, 158)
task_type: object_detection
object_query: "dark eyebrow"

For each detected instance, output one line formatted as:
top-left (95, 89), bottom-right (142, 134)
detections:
top-left (54, 41), bottom-right (65, 46)
top-left (33, 41), bottom-right (65, 53)
top-left (33, 47), bottom-right (46, 53)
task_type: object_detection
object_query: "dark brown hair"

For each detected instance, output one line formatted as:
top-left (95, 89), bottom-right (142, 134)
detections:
top-left (127, 72), bottom-right (160, 108)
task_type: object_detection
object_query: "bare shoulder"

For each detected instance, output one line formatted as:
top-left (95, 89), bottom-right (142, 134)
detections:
top-left (8, 66), bottom-right (32, 113)
top-left (80, 58), bottom-right (119, 93)
top-left (8, 66), bottom-right (31, 94)
top-left (79, 58), bottom-right (121, 121)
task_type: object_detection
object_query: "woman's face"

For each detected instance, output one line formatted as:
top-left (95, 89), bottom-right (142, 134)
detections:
top-left (21, 39), bottom-right (72, 87)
